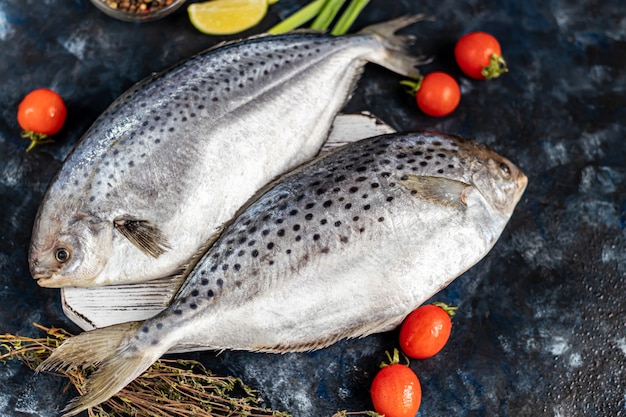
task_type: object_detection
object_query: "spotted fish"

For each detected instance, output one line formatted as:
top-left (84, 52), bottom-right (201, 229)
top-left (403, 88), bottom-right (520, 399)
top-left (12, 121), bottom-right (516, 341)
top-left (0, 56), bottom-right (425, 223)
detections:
top-left (39, 132), bottom-right (527, 415)
top-left (28, 16), bottom-right (427, 288)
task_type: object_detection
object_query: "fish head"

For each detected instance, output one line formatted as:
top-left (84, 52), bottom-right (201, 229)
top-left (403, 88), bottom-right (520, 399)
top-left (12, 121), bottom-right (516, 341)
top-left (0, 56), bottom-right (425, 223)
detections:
top-left (467, 142), bottom-right (528, 216)
top-left (29, 212), bottom-right (113, 288)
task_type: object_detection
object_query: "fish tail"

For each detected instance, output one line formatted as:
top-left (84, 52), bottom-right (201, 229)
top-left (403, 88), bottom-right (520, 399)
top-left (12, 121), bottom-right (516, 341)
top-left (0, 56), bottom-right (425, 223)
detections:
top-left (37, 321), bottom-right (165, 416)
top-left (359, 14), bottom-right (433, 79)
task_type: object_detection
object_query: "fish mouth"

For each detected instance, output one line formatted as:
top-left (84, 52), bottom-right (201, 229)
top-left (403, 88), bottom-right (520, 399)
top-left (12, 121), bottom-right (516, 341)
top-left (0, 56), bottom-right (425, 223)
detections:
top-left (32, 273), bottom-right (74, 288)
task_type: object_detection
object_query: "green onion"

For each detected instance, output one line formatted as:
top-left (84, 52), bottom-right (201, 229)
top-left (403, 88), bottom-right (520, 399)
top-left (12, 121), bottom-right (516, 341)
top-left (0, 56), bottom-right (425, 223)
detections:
top-left (310, 0), bottom-right (346, 30)
top-left (330, 0), bottom-right (370, 35)
top-left (267, 0), bottom-right (327, 34)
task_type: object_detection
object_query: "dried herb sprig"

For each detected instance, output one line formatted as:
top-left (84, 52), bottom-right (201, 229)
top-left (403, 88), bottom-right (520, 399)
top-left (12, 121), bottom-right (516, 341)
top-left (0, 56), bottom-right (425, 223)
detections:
top-left (1, 323), bottom-right (290, 417)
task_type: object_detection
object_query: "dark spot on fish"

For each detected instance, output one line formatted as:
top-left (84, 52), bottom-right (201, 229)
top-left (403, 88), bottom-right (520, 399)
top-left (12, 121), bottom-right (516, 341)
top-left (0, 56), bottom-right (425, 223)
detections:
top-left (317, 188), bottom-right (327, 195)
top-left (222, 264), bottom-right (229, 271)
top-left (313, 234), bottom-right (320, 241)
top-left (234, 264), bottom-right (241, 271)
top-left (238, 250), bottom-right (245, 257)
top-left (267, 242), bottom-right (275, 250)
top-left (207, 290), bottom-right (214, 297)
top-left (305, 203), bottom-right (315, 209)
top-left (191, 290), bottom-right (199, 296)
top-left (277, 229), bottom-right (285, 237)
top-left (262, 229), bottom-right (270, 236)
top-left (353, 216), bottom-right (360, 221)
top-left (378, 217), bottom-right (385, 222)
top-left (420, 161), bottom-right (428, 166)
top-left (364, 204), bottom-right (371, 210)
top-left (293, 224), bottom-right (301, 231)
top-left (295, 236), bottom-right (302, 241)
top-left (252, 250), bottom-right (259, 257)
top-left (142, 326), bottom-right (149, 333)
top-left (156, 323), bottom-right (163, 329)
top-left (340, 236), bottom-right (349, 243)
top-left (323, 200), bottom-right (333, 208)
top-left (276, 218), bottom-right (284, 224)
top-left (371, 183), bottom-right (379, 188)
top-left (335, 175), bottom-right (346, 182)
top-left (305, 213), bottom-right (313, 220)
top-left (400, 175), bottom-right (408, 181)
top-left (210, 265), bottom-right (218, 272)
top-left (248, 240), bottom-right (256, 246)
top-left (289, 209), bottom-right (298, 216)
top-left (334, 221), bottom-right (341, 227)
top-left (345, 203), bottom-right (352, 209)
top-left (321, 247), bottom-right (329, 254)
top-left (320, 219), bottom-right (327, 225)
top-left (217, 279), bottom-right (223, 286)
top-left (349, 187), bottom-right (358, 193)
top-left (201, 279), bottom-right (209, 286)
top-left (174, 309), bottom-right (183, 315)
top-left (411, 190), bottom-right (418, 195)
top-left (356, 176), bottom-right (367, 182)
top-left (386, 196), bottom-right (394, 202)
top-left (362, 194), bottom-right (369, 199)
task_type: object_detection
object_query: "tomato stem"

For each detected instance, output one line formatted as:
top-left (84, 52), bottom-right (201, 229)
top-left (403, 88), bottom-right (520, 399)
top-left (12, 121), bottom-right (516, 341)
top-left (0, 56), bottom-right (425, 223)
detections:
top-left (432, 302), bottom-right (458, 318)
top-left (380, 348), bottom-right (410, 368)
top-left (481, 53), bottom-right (508, 79)
top-left (21, 130), bottom-right (54, 152)
top-left (399, 77), bottom-right (424, 96)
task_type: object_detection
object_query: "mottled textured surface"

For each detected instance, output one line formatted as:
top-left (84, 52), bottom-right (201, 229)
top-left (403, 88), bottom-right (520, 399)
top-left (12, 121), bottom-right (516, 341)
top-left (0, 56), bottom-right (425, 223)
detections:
top-left (0, 0), bottom-right (624, 416)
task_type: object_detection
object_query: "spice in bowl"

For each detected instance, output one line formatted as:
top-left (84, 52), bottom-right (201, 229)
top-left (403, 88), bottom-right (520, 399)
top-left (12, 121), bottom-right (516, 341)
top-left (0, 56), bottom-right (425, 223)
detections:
top-left (90, 0), bottom-right (187, 22)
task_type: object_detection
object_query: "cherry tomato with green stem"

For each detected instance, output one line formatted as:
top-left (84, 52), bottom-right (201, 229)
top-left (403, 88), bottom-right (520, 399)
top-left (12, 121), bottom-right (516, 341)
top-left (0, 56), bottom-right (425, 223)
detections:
top-left (370, 349), bottom-right (422, 417)
top-left (402, 72), bottom-right (461, 117)
top-left (455, 31), bottom-right (508, 80)
top-left (399, 302), bottom-right (457, 359)
top-left (17, 88), bottom-right (67, 152)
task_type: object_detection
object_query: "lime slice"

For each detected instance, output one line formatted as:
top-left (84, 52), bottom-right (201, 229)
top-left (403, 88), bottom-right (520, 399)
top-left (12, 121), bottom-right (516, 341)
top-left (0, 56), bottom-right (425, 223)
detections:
top-left (188, 0), bottom-right (271, 36)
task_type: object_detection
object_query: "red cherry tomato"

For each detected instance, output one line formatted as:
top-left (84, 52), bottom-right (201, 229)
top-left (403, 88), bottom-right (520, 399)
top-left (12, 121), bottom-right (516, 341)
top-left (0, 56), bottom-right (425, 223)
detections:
top-left (415, 72), bottom-right (461, 117)
top-left (370, 363), bottom-right (421, 417)
top-left (18, 88), bottom-right (67, 135)
top-left (399, 303), bottom-right (454, 359)
top-left (454, 31), bottom-right (508, 79)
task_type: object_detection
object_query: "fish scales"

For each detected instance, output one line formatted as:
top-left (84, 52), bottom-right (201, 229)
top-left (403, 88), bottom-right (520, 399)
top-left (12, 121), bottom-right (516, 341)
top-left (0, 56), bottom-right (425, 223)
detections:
top-left (40, 132), bottom-right (527, 416)
top-left (29, 17), bottom-right (426, 288)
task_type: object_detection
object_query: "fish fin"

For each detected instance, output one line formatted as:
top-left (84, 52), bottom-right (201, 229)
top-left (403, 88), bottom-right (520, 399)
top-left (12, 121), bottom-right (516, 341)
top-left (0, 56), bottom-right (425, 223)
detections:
top-left (38, 322), bottom-right (164, 417)
top-left (359, 14), bottom-right (434, 78)
top-left (322, 112), bottom-right (397, 154)
top-left (400, 174), bottom-right (471, 208)
top-left (114, 217), bottom-right (171, 258)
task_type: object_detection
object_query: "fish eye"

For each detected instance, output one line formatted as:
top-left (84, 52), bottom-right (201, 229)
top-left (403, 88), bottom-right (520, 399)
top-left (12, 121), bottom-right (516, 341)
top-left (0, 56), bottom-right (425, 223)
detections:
top-left (55, 247), bottom-right (70, 263)
top-left (499, 162), bottom-right (511, 178)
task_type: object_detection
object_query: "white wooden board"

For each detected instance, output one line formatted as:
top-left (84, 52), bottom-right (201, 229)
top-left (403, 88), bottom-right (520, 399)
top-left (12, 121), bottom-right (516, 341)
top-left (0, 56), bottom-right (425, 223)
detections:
top-left (62, 112), bottom-right (397, 330)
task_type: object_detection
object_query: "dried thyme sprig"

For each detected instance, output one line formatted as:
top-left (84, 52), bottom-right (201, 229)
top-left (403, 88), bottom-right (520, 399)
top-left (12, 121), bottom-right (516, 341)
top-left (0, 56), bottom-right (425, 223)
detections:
top-left (1, 323), bottom-right (290, 417)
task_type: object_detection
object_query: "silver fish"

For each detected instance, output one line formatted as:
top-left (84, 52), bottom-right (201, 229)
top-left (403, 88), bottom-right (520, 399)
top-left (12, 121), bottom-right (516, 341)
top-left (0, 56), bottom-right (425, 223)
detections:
top-left (39, 131), bottom-right (527, 415)
top-left (29, 16), bottom-right (426, 288)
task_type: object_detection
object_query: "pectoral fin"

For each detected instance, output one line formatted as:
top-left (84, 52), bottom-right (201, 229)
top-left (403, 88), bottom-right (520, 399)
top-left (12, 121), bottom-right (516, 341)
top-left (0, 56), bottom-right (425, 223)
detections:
top-left (399, 174), bottom-right (471, 208)
top-left (114, 217), bottom-right (170, 258)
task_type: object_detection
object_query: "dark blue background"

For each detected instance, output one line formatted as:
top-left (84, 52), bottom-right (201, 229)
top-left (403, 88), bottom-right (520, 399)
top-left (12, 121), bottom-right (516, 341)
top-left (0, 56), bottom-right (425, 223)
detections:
top-left (0, 0), bottom-right (624, 416)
